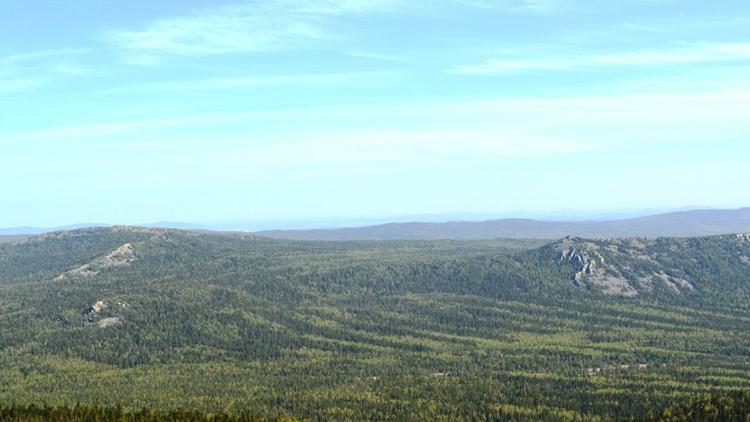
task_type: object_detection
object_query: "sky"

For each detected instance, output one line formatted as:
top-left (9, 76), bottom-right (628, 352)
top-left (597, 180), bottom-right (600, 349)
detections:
top-left (1, 0), bottom-right (750, 228)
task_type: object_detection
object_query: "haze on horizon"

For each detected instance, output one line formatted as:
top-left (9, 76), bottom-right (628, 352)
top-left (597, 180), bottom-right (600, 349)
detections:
top-left (2, 0), bottom-right (750, 228)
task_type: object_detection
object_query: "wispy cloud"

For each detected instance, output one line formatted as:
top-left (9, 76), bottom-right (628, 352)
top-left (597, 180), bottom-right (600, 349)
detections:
top-left (344, 51), bottom-right (410, 63)
top-left (450, 42), bottom-right (750, 74)
top-left (103, 0), bottom-right (401, 57)
top-left (234, 128), bottom-right (592, 169)
top-left (104, 0), bottom-right (563, 60)
top-left (0, 116), bottom-right (216, 142)
top-left (453, 0), bottom-right (562, 12)
top-left (51, 64), bottom-right (95, 76)
top-left (0, 48), bottom-right (88, 65)
top-left (515, 0), bottom-right (560, 12)
top-left (621, 16), bottom-right (750, 34)
top-left (100, 71), bottom-right (399, 93)
top-left (0, 48), bottom-right (93, 91)
top-left (6, 88), bottom-right (748, 161)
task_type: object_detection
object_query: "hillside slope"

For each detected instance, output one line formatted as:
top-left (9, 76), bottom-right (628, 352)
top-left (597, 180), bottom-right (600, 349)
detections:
top-left (1, 228), bottom-right (750, 420)
top-left (0, 235), bottom-right (28, 244)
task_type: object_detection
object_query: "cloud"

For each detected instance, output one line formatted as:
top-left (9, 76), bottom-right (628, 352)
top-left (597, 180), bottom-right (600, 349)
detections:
top-left (51, 64), bottom-right (94, 76)
top-left (103, 0), bottom-right (401, 56)
top-left (450, 42), bottom-right (750, 74)
top-left (5, 88), bottom-right (748, 165)
top-left (449, 0), bottom-right (562, 12)
top-left (0, 49), bottom-right (88, 65)
top-left (100, 71), bottom-right (399, 93)
top-left (0, 116), bottom-right (213, 142)
top-left (235, 128), bottom-right (592, 169)
top-left (103, 0), bottom-right (563, 59)
top-left (515, 0), bottom-right (560, 11)
top-left (621, 15), bottom-right (750, 34)
top-left (344, 51), bottom-right (410, 63)
top-left (0, 49), bottom-right (92, 91)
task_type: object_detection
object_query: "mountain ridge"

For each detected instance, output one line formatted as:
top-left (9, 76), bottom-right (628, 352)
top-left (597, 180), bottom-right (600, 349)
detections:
top-left (256, 208), bottom-right (750, 240)
top-left (5, 225), bottom-right (750, 301)
top-left (2, 207), bottom-right (744, 237)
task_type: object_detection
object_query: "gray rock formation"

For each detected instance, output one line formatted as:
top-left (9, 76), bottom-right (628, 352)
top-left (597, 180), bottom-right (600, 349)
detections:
top-left (56, 243), bottom-right (137, 280)
top-left (554, 237), bottom-right (696, 296)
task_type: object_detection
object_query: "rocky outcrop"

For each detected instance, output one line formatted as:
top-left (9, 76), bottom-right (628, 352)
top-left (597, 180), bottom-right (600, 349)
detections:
top-left (554, 237), bottom-right (698, 297)
top-left (83, 300), bottom-right (107, 322)
top-left (556, 238), bottom-right (606, 284)
top-left (642, 272), bottom-right (694, 292)
top-left (96, 317), bottom-right (122, 328)
top-left (101, 243), bottom-right (136, 266)
top-left (556, 237), bottom-right (637, 296)
top-left (81, 300), bottom-right (125, 328)
top-left (56, 243), bottom-right (136, 280)
top-left (587, 273), bottom-right (638, 296)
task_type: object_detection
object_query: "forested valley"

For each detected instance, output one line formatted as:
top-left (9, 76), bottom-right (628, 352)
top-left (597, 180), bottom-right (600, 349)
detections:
top-left (2, 227), bottom-right (750, 421)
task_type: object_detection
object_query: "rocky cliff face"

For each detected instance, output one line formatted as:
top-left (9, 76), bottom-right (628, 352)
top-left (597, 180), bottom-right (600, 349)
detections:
top-left (555, 237), bottom-right (637, 296)
top-left (553, 237), bottom-right (696, 297)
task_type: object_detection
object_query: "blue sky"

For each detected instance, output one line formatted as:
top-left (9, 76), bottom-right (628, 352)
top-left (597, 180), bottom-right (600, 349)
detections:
top-left (1, 0), bottom-right (749, 228)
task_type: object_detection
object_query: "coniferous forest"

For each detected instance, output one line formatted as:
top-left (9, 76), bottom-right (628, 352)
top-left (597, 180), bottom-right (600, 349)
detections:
top-left (2, 227), bottom-right (750, 421)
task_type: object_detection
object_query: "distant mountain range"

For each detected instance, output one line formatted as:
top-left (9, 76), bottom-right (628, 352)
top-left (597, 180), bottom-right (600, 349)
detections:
top-left (0, 222), bottom-right (202, 236)
top-left (256, 208), bottom-right (750, 240)
top-left (3, 208), bottom-right (750, 240)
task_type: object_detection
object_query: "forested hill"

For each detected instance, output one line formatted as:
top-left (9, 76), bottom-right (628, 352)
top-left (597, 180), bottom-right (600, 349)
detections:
top-left (257, 208), bottom-right (750, 240)
top-left (0, 235), bottom-right (28, 244)
top-left (4, 226), bottom-right (750, 302)
top-left (2, 227), bottom-right (750, 420)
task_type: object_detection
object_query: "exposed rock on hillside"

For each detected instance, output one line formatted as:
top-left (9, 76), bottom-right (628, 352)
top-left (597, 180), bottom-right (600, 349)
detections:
top-left (556, 238), bottom-right (604, 284)
top-left (56, 243), bottom-right (137, 280)
top-left (556, 237), bottom-right (637, 296)
top-left (554, 237), bottom-right (696, 296)
top-left (101, 243), bottom-right (137, 266)
top-left (96, 317), bottom-right (123, 328)
top-left (83, 300), bottom-right (107, 322)
top-left (82, 300), bottom-right (124, 328)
